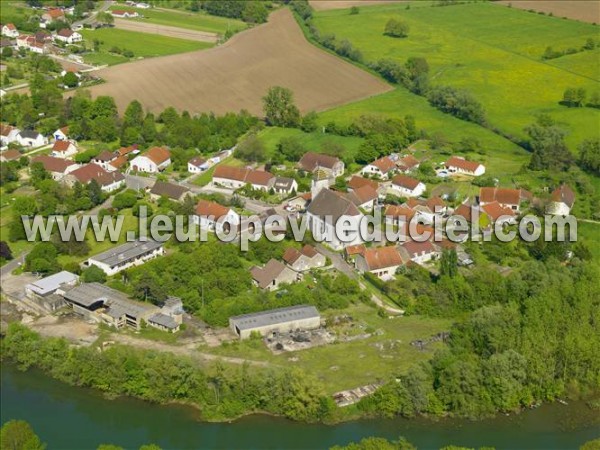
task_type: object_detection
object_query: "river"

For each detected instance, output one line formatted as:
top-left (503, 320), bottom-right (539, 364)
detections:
top-left (1, 364), bottom-right (598, 450)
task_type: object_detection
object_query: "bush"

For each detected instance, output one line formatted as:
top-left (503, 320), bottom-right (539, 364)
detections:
top-left (384, 18), bottom-right (410, 38)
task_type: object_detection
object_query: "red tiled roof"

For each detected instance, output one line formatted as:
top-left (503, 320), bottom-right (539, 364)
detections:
top-left (213, 165), bottom-right (274, 186)
top-left (348, 176), bottom-right (378, 191)
top-left (94, 150), bottom-right (116, 162)
top-left (345, 244), bottom-right (366, 256)
top-left (402, 240), bottom-right (436, 258)
top-left (349, 184), bottom-right (378, 205)
top-left (109, 155), bottom-right (128, 170)
top-left (362, 246), bottom-right (403, 270)
top-left (426, 196), bottom-right (446, 211)
top-left (145, 147), bottom-right (170, 165)
top-left (70, 164), bottom-right (123, 186)
top-left (46, 9), bottom-right (64, 19)
top-left (31, 155), bottom-right (74, 173)
top-left (57, 29), bottom-right (74, 38)
top-left (1, 149), bottom-right (22, 161)
top-left (479, 187), bottom-right (521, 206)
top-left (282, 245), bottom-right (318, 266)
top-left (391, 174), bottom-right (421, 190)
top-left (52, 140), bottom-right (72, 151)
top-left (117, 145), bottom-right (137, 157)
top-left (189, 156), bottom-right (207, 167)
top-left (385, 205), bottom-right (415, 221)
top-left (4, 23), bottom-right (16, 31)
top-left (397, 154), bottom-right (419, 169)
top-left (0, 124), bottom-right (16, 137)
top-left (245, 170), bottom-right (274, 186)
top-left (370, 156), bottom-right (395, 173)
top-left (195, 199), bottom-right (231, 219)
top-left (481, 201), bottom-right (515, 221)
top-left (551, 184), bottom-right (575, 208)
top-left (298, 152), bottom-right (341, 172)
top-left (445, 156), bottom-right (482, 173)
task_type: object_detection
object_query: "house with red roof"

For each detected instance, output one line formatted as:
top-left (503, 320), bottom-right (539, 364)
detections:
top-left (0, 149), bottom-right (23, 163)
top-left (445, 156), bottom-right (485, 177)
top-left (1, 23), bottom-right (19, 38)
top-left (194, 199), bottom-right (240, 234)
top-left (361, 156), bottom-right (396, 179)
top-left (130, 147), bottom-right (171, 173)
top-left (282, 245), bottom-right (326, 272)
top-left (31, 155), bottom-right (79, 180)
top-left (1, 123), bottom-right (21, 147)
top-left (51, 140), bottom-right (77, 159)
top-left (481, 201), bottom-right (517, 225)
top-left (399, 240), bottom-right (440, 265)
top-left (53, 126), bottom-right (70, 141)
top-left (65, 164), bottom-right (125, 192)
top-left (479, 187), bottom-right (526, 212)
top-left (212, 165), bottom-right (275, 191)
top-left (355, 246), bottom-right (404, 280)
top-left (54, 28), bottom-right (82, 44)
top-left (388, 174), bottom-right (426, 198)
top-left (396, 155), bottom-right (420, 173)
top-left (188, 156), bottom-right (209, 173)
top-left (298, 152), bottom-right (344, 177)
top-left (546, 184), bottom-right (575, 216)
top-left (41, 8), bottom-right (65, 26)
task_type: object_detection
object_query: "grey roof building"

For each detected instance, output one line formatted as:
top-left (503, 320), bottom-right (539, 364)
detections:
top-left (229, 305), bottom-right (320, 339)
top-left (149, 181), bottom-right (190, 202)
top-left (25, 271), bottom-right (79, 297)
top-left (85, 239), bottom-right (164, 275)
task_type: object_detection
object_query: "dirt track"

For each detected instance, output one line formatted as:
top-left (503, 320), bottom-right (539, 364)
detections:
top-left (87, 8), bottom-right (391, 116)
top-left (114, 18), bottom-right (218, 43)
top-left (310, 0), bottom-right (406, 11)
top-left (496, 1), bottom-right (600, 23)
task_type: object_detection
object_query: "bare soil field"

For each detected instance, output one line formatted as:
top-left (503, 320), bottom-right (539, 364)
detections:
top-left (310, 0), bottom-right (406, 10)
top-left (87, 8), bottom-right (391, 116)
top-left (496, 1), bottom-right (600, 23)
top-left (114, 18), bottom-right (218, 43)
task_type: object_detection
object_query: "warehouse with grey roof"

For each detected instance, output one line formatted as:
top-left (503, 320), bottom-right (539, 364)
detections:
top-left (229, 305), bottom-right (321, 339)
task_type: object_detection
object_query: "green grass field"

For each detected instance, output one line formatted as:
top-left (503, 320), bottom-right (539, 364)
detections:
top-left (313, 2), bottom-right (600, 150)
top-left (80, 28), bottom-right (212, 65)
top-left (205, 303), bottom-right (452, 393)
top-left (109, 5), bottom-right (246, 35)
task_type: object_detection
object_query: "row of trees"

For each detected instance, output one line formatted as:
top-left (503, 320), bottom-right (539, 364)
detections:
top-left (203, 0), bottom-right (269, 24)
top-left (561, 87), bottom-right (600, 108)
top-left (2, 323), bottom-right (335, 422)
top-left (542, 37), bottom-right (597, 60)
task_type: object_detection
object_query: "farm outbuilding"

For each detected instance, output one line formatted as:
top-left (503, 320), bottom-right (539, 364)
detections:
top-left (229, 305), bottom-right (321, 339)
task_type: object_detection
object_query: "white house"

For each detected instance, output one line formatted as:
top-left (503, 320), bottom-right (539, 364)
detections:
top-left (282, 244), bottom-right (326, 272)
top-left (2, 23), bottom-right (19, 38)
top-left (388, 174), bottom-right (426, 198)
top-left (1, 124), bottom-right (21, 147)
top-left (54, 29), bottom-right (82, 44)
top-left (130, 147), bottom-right (171, 173)
top-left (546, 184), bottom-right (576, 216)
top-left (53, 126), bottom-right (70, 141)
top-left (188, 156), bottom-right (209, 173)
top-left (208, 148), bottom-right (233, 164)
top-left (212, 165), bottom-right (275, 191)
top-left (400, 240), bottom-right (439, 265)
top-left (306, 188), bottom-right (363, 251)
top-left (17, 130), bottom-right (48, 148)
top-left (298, 152), bottom-right (345, 178)
top-left (66, 164), bottom-right (125, 192)
top-left (273, 176), bottom-right (298, 195)
top-left (355, 246), bottom-right (404, 280)
top-left (194, 199), bottom-right (240, 234)
top-left (361, 156), bottom-right (396, 179)
top-left (85, 239), bottom-right (164, 276)
top-left (51, 140), bottom-right (77, 159)
top-left (91, 150), bottom-right (117, 170)
top-left (445, 156), bottom-right (485, 177)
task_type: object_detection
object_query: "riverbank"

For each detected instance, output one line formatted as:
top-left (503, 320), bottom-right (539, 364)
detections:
top-left (2, 363), bottom-right (599, 450)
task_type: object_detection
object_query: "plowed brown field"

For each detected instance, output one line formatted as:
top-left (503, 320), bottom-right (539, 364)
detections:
top-left (496, 1), bottom-right (600, 24)
top-left (87, 8), bottom-right (391, 116)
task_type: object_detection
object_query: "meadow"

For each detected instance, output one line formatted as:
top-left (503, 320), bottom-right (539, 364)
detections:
top-left (108, 5), bottom-right (246, 35)
top-left (80, 28), bottom-right (212, 65)
top-left (312, 1), bottom-right (600, 150)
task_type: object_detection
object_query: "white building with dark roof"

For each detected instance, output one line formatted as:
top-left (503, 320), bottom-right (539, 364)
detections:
top-left (229, 305), bottom-right (321, 339)
top-left (84, 239), bottom-right (164, 276)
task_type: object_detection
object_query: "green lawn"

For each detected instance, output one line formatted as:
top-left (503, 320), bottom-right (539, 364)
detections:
top-left (313, 2), bottom-right (600, 150)
top-left (205, 303), bottom-right (452, 393)
top-left (256, 127), bottom-right (365, 161)
top-left (109, 4), bottom-right (246, 35)
top-left (80, 28), bottom-right (212, 65)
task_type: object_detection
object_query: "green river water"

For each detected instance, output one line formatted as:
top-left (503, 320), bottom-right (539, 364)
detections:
top-left (1, 364), bottom-right (598, 450)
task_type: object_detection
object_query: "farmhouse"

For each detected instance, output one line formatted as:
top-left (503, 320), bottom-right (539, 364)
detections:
top-left (282, 245), bottom-right (326, 272)
top-left (396, 155), bottom-right (420, 173)
top-left (25, 271), bottom-right (79, 298)
top-left (149, 181), bottom-right (190, 202)
top-left (84, 239), bottom-right (164, 276)
top-left (2, 23), bottom-right (19, 38)
top-left (51, 140), bottom-right (77, 159)
top-left (479, 187), bottom-right (524, 211)
top-left (1, 124), bottom-right (20, 146)
top-left (31, 155), bottom-right (79, 181)
top-left (130, 147), bottom-right (171, 173)
top-left (388, 174), bottom-right (426, 198)
top-left (273, 176), bottom-right (298, 195)
top-left (481, 201), bottom-right (517, 225)
top-left (17, 130), bottom-right (47, 147)
top-left (355, 246), bottom-right (404, 280)
top-left (547, 184), bottom-right (576, 216)
top-left (361, 156), bottom-right (396, 179)
top-left (250, 259), bottom-right (298, 291)
top-left (53, 126), bottom-right (69, 141)
top-left (212, 165), bottom-right (275, 191)
top-left (188, 156), bottom-right (209, 173)
top-left (91, 150), bottom-right (118, 170)
top-left (62, 282), bottom-right (160, 331)
top-left (54, 29), bottom-right (82, 44)
top-left (307, 188), bottom-right (363, 250)
top-left (445, 156), bottom-right (485, 177)
top-left (400, 240), bottom-right (439, 265)
top-left (229, 305), bottom-right (321, 340)
top-left (66, 164), bottom-right (125, 192)
top-left (194, 199), bottom-right (240, 233)
top-left (0, 149), bottom-right (22, 162)
top-left (298, 152), bottom-right (344, 177)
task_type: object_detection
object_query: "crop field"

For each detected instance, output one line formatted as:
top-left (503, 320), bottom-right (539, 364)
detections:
top-left (313, 2), bottom-right (600, 150)
top-left (496, 1), bottom-right (600, 24)
top-left (113, 18), bottom-right (218, 43)
top-left (87, 8), bottom-right (391, 116)
top-left (309, 0), bottom-right (408, 11)
top-left (80, 28), bottom-right (212, 65)
top-left (109, 5), bottom-right (247, 35)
